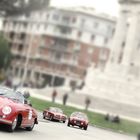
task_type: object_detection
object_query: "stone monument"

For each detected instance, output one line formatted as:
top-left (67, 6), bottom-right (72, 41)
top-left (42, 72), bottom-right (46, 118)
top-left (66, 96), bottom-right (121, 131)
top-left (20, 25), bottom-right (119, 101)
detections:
top-left (83, 0), bottom-right (140, 107)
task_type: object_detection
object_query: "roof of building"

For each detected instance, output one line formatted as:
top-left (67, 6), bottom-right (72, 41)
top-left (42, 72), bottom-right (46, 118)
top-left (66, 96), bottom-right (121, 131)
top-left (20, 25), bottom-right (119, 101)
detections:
top-left (49, 6), bottom-right (117, 23)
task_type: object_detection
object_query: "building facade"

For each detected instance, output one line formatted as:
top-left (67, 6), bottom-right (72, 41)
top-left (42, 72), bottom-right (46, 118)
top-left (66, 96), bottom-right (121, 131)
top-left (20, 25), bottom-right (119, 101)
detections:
top-left (2, 7), bottom-right (116, 87)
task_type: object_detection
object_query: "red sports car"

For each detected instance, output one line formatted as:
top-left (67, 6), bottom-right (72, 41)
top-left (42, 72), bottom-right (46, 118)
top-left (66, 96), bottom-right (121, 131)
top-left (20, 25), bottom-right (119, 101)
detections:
top-left (67, 112), bottom-right (89, 130)
top-left (0, 87), bottom-right (38, 132)
top-left (43, 107), bottom-right (67, 123)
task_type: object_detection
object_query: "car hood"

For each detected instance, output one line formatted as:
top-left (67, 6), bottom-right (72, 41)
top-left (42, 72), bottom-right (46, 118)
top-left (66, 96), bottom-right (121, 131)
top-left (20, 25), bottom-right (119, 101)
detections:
top-left (0, 96), bottom-right (20, 107)
top-left (52, 112), bottom-right (66, 117)
top-left (71, 117), bottom-right (87, 122)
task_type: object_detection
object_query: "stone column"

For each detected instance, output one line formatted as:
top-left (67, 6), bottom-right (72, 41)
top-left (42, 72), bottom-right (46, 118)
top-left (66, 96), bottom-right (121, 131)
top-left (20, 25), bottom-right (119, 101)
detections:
top-left (121, 13), bottom-right (140, 77)
top-left (51, 76), bottom-right (56, 87)
top-left (30, 70), bottom-right (35, 82)
top-left (122, 13), bottom-right (139, 65)
top-left (106, 11), bottom-right (128, 70)
top-left (17, 68), bottom-right (22, 78)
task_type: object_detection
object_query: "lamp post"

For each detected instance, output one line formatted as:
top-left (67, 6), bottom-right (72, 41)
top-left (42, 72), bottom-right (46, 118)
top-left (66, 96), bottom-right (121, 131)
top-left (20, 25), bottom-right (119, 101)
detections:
top-left (21, 33), bottom-right (34, 86)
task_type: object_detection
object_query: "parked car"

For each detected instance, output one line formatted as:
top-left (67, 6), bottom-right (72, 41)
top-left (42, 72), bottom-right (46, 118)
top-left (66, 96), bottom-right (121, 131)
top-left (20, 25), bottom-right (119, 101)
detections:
top-left (43, 107), bottom-right (67, 123)
top-left (0, 87), bottom-right (38, 132)
top-left (67, 112), bottom-right (89, 130)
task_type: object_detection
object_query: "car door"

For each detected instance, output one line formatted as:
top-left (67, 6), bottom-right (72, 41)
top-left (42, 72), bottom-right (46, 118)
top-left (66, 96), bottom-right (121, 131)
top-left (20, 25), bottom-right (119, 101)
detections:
top-left (22, 105), bottom-right (34, 127)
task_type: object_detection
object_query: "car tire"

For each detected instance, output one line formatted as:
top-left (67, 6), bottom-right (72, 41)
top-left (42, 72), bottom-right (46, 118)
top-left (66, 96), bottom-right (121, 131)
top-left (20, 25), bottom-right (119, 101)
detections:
top-left (43, 114), bottom-right (46, 119)
top-left (84, 126), bottom-right (88, 130)
top-left (26, 121), bottom-right (35, 131)
top-left (43, 112), bottom-right (45, 119)
top-left (49, 115), bottom-right (53, 121)
top-left (8, 117), bottom-right (18, 132)
top-left (67, 122), bottom-right (70, 127)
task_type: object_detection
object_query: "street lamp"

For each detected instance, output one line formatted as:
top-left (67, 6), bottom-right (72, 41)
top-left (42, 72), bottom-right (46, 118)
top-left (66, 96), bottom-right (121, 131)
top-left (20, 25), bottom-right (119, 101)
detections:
top-left (21, 33), bottom-right (34, 86)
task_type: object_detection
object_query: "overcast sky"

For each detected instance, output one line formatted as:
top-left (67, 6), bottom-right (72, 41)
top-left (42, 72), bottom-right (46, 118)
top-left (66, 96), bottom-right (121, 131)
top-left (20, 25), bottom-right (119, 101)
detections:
top-left (51, 0), bottom-right (120, 16)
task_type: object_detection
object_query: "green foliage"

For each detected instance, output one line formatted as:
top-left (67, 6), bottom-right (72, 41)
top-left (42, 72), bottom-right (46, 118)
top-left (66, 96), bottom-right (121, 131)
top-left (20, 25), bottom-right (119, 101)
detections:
top-left (0, 34), bottom-right (11, 70)
top-left (0, 0), bottom-right (50, 16)
top-left (30, 97), bottom-right (140, 135)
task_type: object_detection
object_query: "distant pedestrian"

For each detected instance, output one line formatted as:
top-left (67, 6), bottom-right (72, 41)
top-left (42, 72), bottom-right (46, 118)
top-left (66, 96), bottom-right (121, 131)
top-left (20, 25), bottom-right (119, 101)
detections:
top-left (52, 89), bottom-right (57, 103)
top-left (85, 97), bottom-right (91, 111)
top-left (63, 93), bottom-right (69, 106)
top-left (5, 79), bottom-right (12, 88)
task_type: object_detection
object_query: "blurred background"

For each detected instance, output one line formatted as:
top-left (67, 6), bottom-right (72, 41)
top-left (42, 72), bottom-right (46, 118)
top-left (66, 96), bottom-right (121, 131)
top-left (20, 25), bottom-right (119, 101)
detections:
top-left (0, 0), bottom-right (140, 138)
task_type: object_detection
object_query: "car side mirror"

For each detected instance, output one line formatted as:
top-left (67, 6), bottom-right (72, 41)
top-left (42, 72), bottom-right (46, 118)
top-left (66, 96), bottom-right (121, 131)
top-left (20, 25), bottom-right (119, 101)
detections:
top-left (24, 99), bottom-right (32, 106)
top-left (28, 103), bottom-right (32, 107)
top-left (23, 92), bottom-right (30, 99)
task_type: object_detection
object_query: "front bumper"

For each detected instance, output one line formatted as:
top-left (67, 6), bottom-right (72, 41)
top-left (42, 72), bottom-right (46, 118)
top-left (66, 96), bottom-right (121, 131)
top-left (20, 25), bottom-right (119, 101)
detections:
top-left (70, 120), bottom-right (86, 127)
top-left (0, 118), bottom-right (12, 125)
top-left (53, 116), bottom-right (66, 121)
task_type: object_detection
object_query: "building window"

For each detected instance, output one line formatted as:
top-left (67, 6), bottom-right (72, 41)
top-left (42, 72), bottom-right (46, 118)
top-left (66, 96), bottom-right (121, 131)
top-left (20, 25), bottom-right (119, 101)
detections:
top-left (74, 43), bottom-right (81, 52)
top-left (94, 22), bottom-right (99, 28)
top-left (80, 19), bottom-right (85, 27)
top-left (20, 33), bottom-right (26, 40)
top-left (137, 43), bottom-right (140, 50)
top-left (78, 31), bottom-right (82, 38)
top-left (44, 24), bottom-right (48, 30)
top-left (100, 49), bottom-right (107, 60)
top-left (122, 41), bottom-right (125, 48)
top-left (72, 17), bottom-right (77, 23)
top-left (18, 44), bottom-right (23, 51)
top-left (53, 14), bottom-right (59, 21)
top-left (91, 34), bottom-right (95, 41)
top-left (62, 15), bottom-right (71, 24)
top-left (23, 22), bottom-right (28, 28)
top-left (58, 25), bottom-right (72, 34)
top-left (47, 14), bottom-right (50, 19)
top-left (104, 38), bottom-right (108, 44)
top-left (88, 47), bottom-right (93, 54)
top-left (54, 52), bottom-right (61, 63)
top-left (3, 20), bottom-right (7, 27)
top-left (112, 28), bottom-right (115, 36)
top-left (37, 23), bottom-right (40, 30)
top-left (9, 32), bottom-right (15, 39)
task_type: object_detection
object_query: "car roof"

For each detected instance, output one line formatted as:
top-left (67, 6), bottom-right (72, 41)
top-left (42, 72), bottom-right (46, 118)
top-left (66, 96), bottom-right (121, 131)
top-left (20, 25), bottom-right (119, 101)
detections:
top-left (49, 107), bottom-right (61, 110)
top-left (0, 86), bottom-right (13, 91)
top-left (72, 112), bottom-right (86, 115)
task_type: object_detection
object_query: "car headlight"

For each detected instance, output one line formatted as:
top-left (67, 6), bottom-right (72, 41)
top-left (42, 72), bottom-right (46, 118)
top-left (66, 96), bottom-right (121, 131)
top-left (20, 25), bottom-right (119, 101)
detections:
top-left (2, 106), bottom-right (12, 115)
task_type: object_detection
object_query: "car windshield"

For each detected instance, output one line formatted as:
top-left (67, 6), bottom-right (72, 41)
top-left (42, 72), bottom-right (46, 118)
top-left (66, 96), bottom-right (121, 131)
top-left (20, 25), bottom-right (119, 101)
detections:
top-left (71, 112), bottom-right (88, 120)
top-left (49, 107), bottom-right (63, 114)
top-left (0, 88), bottom-right (25, 104)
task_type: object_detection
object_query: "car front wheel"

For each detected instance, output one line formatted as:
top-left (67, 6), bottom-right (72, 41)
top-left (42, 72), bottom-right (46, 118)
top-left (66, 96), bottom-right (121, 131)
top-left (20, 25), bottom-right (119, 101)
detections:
top-left (84, 126), bottom-right (88, 130)
top-left (8, 117), bottom-right (18, 132)
top-left (26, 120), bottom-right (35, 131)
top-left (67, 122), bottom-right (70, 127)
top-left (49, 115), bottom-right (53, 121)
top-left (26, 121), bottom-right (35, 131)
top-left (43, 112), bottom-right (46, 119)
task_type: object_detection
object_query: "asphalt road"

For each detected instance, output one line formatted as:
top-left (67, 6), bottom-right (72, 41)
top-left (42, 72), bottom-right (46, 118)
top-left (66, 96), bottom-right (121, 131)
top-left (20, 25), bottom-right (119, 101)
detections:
top-left (0, 120), bottom-right (136, 140)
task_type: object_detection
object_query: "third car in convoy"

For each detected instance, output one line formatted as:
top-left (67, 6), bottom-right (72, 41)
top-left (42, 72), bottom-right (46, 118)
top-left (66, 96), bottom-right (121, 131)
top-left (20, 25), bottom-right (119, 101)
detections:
top-left (67, 112), bottom-right (89, 130)
top-left (43, 107), bottom-right (67, 123)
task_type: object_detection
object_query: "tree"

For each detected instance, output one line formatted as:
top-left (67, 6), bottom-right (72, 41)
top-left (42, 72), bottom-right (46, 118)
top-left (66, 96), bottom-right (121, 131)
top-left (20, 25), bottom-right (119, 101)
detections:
top-left (0, 0), bottom-right (50, 16)
top-left (0, 34), bottom-right (11, 71)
